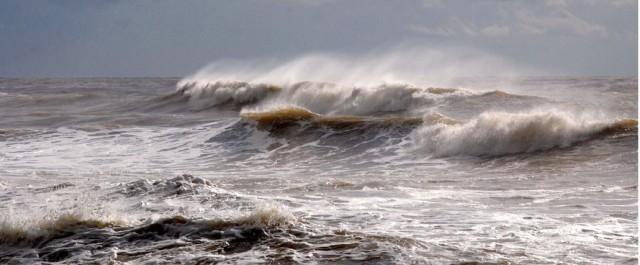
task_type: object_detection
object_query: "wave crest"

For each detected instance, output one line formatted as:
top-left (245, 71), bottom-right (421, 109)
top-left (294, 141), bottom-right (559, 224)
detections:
top-left (0, 213), bottom-right (122, 246)
top-left (0, 206), bottom-right (295, 248)
top-left (413, 110), bottom-right (637, 157)
top-left (0, 208), bottom-right (423, 264)
top-left (177, 80), bottom-right (280, 109)
top-left (176, 80), bottom-right (463, 115)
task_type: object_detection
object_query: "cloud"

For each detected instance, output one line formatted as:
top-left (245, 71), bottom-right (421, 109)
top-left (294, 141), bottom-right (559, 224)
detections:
top-left (516, 9), bottom-right (608, 37)
top-left (409, 18), bottom-right (510, 38)
top-left (544, 0), bottom-right (635, 8)
top-left (408, 24), bottom-right (456, 37)
top-left (481, 25), bottom-right (510, 37)
top-left (410, 5), bottom-right (607, 39)
top-left (274, 0), bottom-right (334, 5)
top-left (421, 0), bottom-right (444, 8)
top-left (611, 0), bottom-right (635, 7)
top-left (544, 0), bottom-right (569, 7)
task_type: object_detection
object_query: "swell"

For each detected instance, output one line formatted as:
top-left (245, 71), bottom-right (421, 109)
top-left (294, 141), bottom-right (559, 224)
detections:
top-left (240, 106), bottom-right (423, 129)
top-left (221, 106), bottom-right (638, 158)
top-left (239, 106), bottom-right (635, 139)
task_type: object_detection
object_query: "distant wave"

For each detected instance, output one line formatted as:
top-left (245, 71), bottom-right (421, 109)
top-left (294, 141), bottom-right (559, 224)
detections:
top-left (413, 110), bottom-right (637, 157)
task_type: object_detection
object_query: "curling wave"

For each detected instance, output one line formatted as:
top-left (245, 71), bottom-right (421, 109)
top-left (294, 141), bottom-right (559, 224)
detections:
top-left (240, 106), bottom-right (422, 128)
top-left (413, 110), bottom-right (638, 157)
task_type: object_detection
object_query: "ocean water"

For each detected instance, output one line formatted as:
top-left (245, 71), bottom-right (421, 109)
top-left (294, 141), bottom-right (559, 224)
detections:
top-left (0, 77), bottom-right (637, 264)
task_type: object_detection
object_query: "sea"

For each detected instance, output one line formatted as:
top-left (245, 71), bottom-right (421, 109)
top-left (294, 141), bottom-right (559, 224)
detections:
top-left (0, 76), bottom-right (637, 264)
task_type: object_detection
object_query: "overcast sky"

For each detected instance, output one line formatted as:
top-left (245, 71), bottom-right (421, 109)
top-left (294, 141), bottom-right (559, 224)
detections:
top-left (0, 0), bottom-right (637, 77)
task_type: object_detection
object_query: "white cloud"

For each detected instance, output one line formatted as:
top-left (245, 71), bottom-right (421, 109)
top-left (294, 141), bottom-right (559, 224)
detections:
top-left (481, 25), bottom-right (511, 37)
top-left (411, 8), bottom-right (606, 39)
top-left (516, 9), bottom-right (608, 37)
top-left (409, 18), bottom-right (510, 38)
top-left (408, 24), bottom-right (456, 37)
top-left (611, 0), bottom-right (635, 7)
top-left (544, 0), bottom-right (635, 8)
top-left (407, 18), bottom-right (474, 37)
top-left (274, 0), bottom-right (334, 5)
top-left (421, 0), bottom-right (444, 8)
top-left (544, 0), bottom-right (569, 7)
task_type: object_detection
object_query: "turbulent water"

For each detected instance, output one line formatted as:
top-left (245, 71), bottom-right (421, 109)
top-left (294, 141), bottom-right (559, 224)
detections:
top-left (0, 77), bottom-right (637, 264)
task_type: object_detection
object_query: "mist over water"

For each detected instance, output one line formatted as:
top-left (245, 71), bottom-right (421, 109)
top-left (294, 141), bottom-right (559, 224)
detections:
top-left (0, 50), bottom-right (637, 264)
top-left (180, 46), bottom-right (534, 88)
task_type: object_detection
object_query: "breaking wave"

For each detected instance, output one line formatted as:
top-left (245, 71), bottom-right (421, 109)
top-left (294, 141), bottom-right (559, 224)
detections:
top-left (413, 110), bottom-right (637, 157)
top-left (174, 80), bottom-right (463, 114)
top-left (175, 80), bottom-right (281, 110)
top-left (213, 106), bottom-right (638, 158)
top-left (0, 186), bottom-right (424, 264)
top-left (0, 207), bottom-right (304, 264)
top-left (117, 174), bottom-right (216, 197)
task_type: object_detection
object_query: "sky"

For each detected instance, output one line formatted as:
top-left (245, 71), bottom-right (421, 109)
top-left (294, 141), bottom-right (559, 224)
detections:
top-left (0, 0), bottom-right (637, 77)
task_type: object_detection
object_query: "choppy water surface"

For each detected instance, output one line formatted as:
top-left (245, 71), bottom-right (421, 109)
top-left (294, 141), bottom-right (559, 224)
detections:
top-left (0, 77), bottom-right (637, 264)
